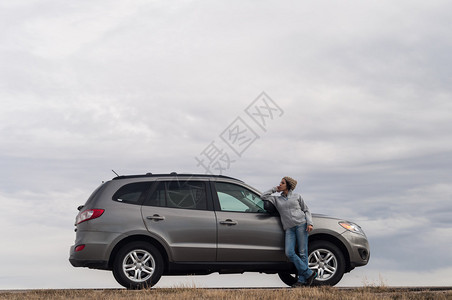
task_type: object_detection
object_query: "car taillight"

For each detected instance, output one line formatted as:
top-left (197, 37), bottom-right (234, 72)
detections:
top-left (75, 245), bottom-right (85, 252)
top-left (76, 209), bottom-right (105, 225)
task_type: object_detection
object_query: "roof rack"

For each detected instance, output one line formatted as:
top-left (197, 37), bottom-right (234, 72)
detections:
top-left (112, 172), bottom-right (242, 182)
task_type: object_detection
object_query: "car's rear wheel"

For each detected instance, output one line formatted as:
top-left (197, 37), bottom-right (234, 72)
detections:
top-left (278, 240), bottom-right (345, 287)
top-left (112, 242), bottom-right (163, 289)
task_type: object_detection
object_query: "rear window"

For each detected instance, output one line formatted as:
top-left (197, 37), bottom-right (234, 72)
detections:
top-left (83, 183), bottom-right (108, 207)
top-left (112, 182), bottom-right (152, 205)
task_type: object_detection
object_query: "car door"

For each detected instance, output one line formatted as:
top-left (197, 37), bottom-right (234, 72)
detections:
top-left (141, 180), bottom-right (217, 262)
top-left (213, 181), bottom-right (286, 262)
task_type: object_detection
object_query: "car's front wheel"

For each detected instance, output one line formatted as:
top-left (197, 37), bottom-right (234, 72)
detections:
top-left (278, 240), bottom-right (345, 287)
top-left (112, 242), bottom-right (164, 289)
top-left (308, 240), bottom-right (345, 286)
top-left (278, 271), bottom-right (298, 286)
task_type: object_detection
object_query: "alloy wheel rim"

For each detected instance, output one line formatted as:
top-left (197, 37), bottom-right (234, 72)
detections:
top-left (308, 248), bottom-right (337, 281)
top-left (122, 249), bottom-right (155, 282)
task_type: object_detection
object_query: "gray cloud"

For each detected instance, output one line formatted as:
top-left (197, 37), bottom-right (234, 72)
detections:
top-left (1, 0), bottom-right (452, 288)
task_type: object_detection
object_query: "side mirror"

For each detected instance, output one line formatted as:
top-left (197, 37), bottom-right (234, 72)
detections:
top-left (77, 205), bottom-right (84, 211)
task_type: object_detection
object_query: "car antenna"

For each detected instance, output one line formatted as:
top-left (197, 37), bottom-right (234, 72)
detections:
top-left (112, 169), bottom-right (120, 177)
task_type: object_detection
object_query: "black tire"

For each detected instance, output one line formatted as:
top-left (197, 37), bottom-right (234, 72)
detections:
top-left (308, 240), bottom-right (345, 286)
top-left (278, 271), bottom-right (298, 286)
top-left (112, 242), bottom-right (164, 289)
top-left (278, 240), bottom-right (346, 287)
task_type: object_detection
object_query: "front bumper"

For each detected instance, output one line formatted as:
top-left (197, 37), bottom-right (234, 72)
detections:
top-left (341, 230), bottom-right (370, 268)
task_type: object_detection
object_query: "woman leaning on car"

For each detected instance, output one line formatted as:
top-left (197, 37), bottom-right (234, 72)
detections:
top-left (261, 176), bottom-right (317, 287)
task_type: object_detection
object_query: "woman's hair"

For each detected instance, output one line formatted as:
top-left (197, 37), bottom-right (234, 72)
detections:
top-left (284, 178), bottom-right (293, 191)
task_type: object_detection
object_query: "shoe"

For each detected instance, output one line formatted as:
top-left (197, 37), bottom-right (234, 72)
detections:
top-left (291, 281), bottom-right (306, 288)
top-left (306, 271), bottom-right (318, 286)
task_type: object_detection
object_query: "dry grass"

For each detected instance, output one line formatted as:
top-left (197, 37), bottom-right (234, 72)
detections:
top-left (1, 287), bottom-right (451, 300)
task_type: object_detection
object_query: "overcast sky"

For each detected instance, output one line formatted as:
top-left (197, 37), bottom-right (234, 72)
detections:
top-left (1, 0), bottom-right (452, 289)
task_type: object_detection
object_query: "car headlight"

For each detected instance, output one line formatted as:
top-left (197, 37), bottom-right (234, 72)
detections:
top-left (339, 221), bottom-right (365, 235)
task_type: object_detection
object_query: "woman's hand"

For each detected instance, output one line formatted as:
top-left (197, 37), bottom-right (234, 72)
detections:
top-left (307, 225), bottom-right (313, 233)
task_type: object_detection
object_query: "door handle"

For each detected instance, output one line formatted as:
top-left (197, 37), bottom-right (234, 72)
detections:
top-left (220, 219), bottom-right (238, 225)
top-left (147, 214), bottom-right (165, 221)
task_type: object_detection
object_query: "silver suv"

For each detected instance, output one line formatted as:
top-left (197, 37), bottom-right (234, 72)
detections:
top-left (69, 173), bottom-right (370, 289)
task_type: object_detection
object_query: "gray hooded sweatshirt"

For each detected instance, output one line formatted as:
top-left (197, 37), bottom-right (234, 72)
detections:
top-left (261, 187), bottom-right (313, 231)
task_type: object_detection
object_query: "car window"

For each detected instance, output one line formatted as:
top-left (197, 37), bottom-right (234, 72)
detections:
top-left (112, 182), bottom-right (151, 205)
top-left (146, 182), bottom-right (166, 207)
top-left (83, 183), bottom-right (108, 207)
top-left (145, 181), bottom-right (207, 210)
top-left (215, 182), bottom-right (265, 213)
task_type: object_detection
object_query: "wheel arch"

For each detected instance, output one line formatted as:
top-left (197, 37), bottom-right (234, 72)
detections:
top-left (108, 235), bottom-right (170, 272)
top-left (309, 233), bottom-right (352, 273)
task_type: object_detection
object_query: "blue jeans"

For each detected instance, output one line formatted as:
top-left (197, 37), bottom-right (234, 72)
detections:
top-left (285, 223), bottom-right (313, 283)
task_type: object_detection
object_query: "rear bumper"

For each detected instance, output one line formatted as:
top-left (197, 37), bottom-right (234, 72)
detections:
top-left (69, 258), bottom-right (109, 269)
top-left (69, 244), bottom-right (110, 269)
top-left (69, 230), bottom-right (121, 270)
